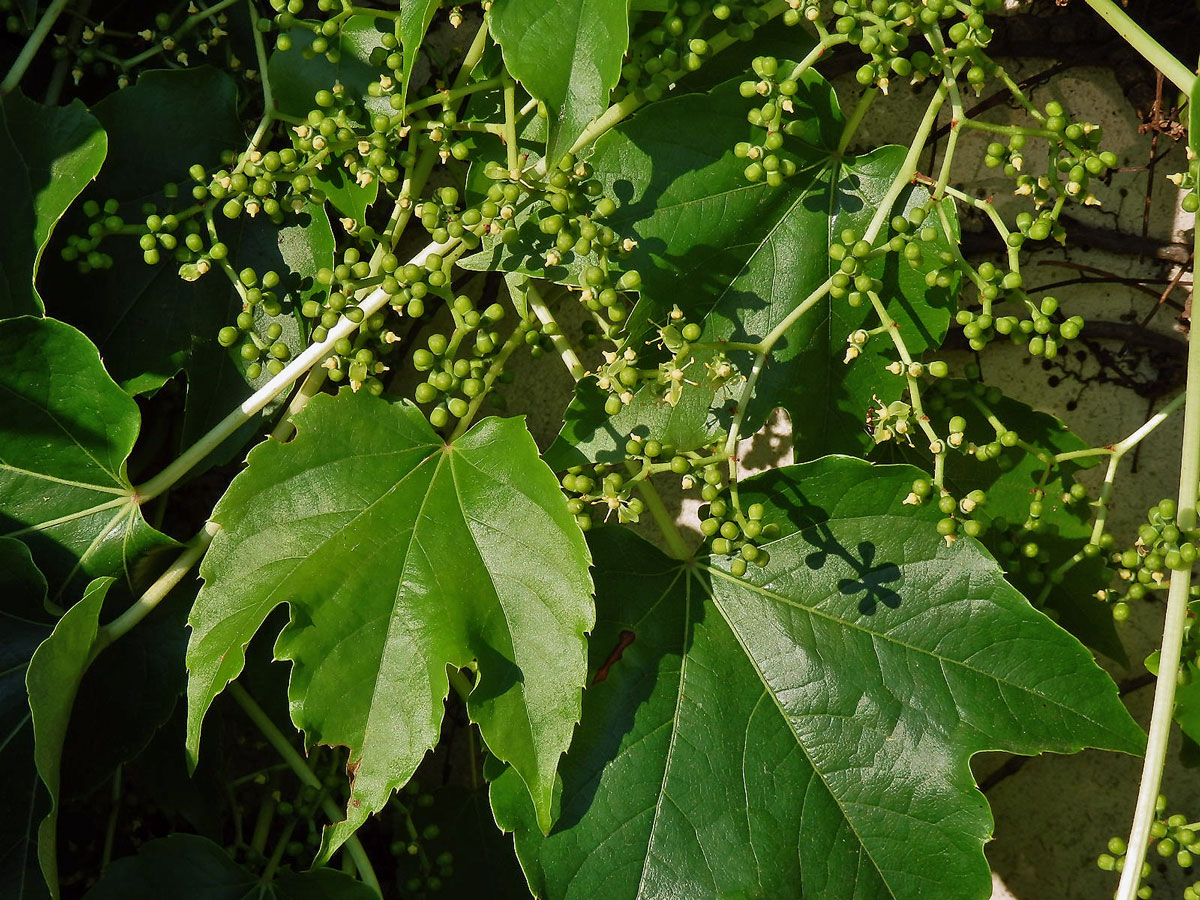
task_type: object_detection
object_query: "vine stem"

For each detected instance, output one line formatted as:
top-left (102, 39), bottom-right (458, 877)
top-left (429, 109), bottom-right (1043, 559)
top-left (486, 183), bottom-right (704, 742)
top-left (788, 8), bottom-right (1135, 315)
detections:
top-left (90, 522), bottom-right (219, 656)
top-left (134, 237), bottom-right (456, 501)
top-left (228, 683), bottom-right (381, 897)
top-left (1083, 0), bottom-right (1196, 96)
top-left (0, 0), bottom-right (71, 94)
top-left (1115, 184), bottom-right (1200, 900)
top-left (526, 283), bottom-right (586, 380)
top-left (117, 0), bottom-right (244, 71)
top-left (629, 460), bottom-right (693, 560)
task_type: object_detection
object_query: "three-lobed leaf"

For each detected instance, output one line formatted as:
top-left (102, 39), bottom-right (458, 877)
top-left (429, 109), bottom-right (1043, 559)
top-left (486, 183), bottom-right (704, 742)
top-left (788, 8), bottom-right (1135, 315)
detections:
top-left (491, 456), bottom-right (1142, 900)
top-left (0, 92), bottom-right (106, 317)
top-left (186, 391), bottom-right (594, 859)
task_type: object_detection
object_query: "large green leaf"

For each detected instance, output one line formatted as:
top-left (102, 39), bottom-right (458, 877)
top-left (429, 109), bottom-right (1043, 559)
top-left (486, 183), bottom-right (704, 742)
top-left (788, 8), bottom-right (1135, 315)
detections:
top-left (467, 74), bottom-right (956, 466)
top-left (26, 577), bottom-right (112, 898)
top-left (0, 92), bottom-right (106, 318)
top-left (0, 539), bottom-right (51, 900)
top-left (0, 317), bottom-right (173, 597)
top-left (491, 457), bottom-right (1142, 900)
top-left (489, 0), bottom-right (630, 167)
top-left (185, 391), bottom-right (594, 859)
top-left (84, 834), bottom-right (378, 900)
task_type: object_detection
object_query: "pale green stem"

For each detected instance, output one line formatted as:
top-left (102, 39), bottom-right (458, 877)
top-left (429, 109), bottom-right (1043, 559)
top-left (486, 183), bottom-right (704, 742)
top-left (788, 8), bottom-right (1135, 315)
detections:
top-left (91, 522), bottom-right (219, 655)
top-left (1115, 173), bottom-right (1200, 900)
top-left (248, 0), bottom-right (274, 112)
top-left (1, 0), bottom-right (71, 94)
top-left (626, 462), bottom-right (693, 561)
top-left (228, 683), bottom-right (381, 897)
top-left (269, 368), bottom-right (329, 442)
top-left (135, 237), bottom-right (458, 501)
top-left (835, 88), bottom-right (878, 157)
top-left (526, 284), bottom-right (586, 380)
top-left (1085, 0), bottom-right (1196, 95)
top-left (503, 75), bottom-right (519, 174)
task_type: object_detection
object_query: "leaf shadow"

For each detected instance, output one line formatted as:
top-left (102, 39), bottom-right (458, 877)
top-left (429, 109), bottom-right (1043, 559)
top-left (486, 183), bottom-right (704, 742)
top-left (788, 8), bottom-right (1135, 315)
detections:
top-left (744, 475), bottom-right (906, 616)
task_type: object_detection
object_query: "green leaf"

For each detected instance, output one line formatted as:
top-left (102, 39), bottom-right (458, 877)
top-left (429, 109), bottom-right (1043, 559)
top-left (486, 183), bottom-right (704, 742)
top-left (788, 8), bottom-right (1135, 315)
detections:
top-left (0, 539), bottom-right (51, 900)
top-left (52, 65), bottom-right (242, 395)
top-left (492, 457), bottom-right (1142, 900)
top-left (871, 384), bottom-right (1124, 662)
top-left (60, 580), bottom-right (192, 795)
top-left (0, 317), bottom-right (173, 597)
top-left (269, 16), bottom-right (392, 119)
top-left (312, 166), bottom-right (378, 228)
top-left (185, 391), bottom-right (594, 858)
top-left (27, 577), bottom-right (112, 899)
top-left (88, 68), bottom-right (242, 205)
top-left (0, 92), bottom-right (106, 318)
top-left (489, 0), bottom-right (630, 166)
top-left (473, 74), bottom-right (956, 464)
top-left (399, 0), bottom-right (440, 114)
top-left (83, 834), bottom-right (378, 900)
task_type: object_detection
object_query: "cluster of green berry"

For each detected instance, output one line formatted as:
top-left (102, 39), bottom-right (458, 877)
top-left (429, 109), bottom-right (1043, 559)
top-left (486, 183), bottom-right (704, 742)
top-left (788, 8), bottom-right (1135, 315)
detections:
top-left (269, 0), bottom-right (350, 63)
top-left (1106, 499), bottom-right (1200, 618)
top-left (1002, 102), bottom-right (1121, 210)
top-left (60, 198), bottom-right (134, 272)
top-left (410, 295), bottom-right (513, 425)
top-left (1098, 795), bottom-right (1200, 899)
top-left (51, 6), bottom-right (249, 92)
top-left (475, 156), bottom-right (634, 288)
top-left (560, 462), bottom-right (647, 530)
top-left (733, 56), bottom-right (804, 186)
top-left (828, 209), bottom-right (955, 309)
top-left (215, 268), bottom-right (296, 379)
top-left (701, 495), bottom-right (780, 575)
top-left (590, 306), bottom-right (740, 417)
top-left (954, 288), bottom-right (1084, 359)
top-left (616, 0), bottom-right (792, 105)
top-left (826, 0), bottom-right (998, 92)
top-left (387, 779), bottom-right (455, 898)
top-left (271, 0), bottom-right (472, 177)
top-left (905, 478), bottom-right (990, 542)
